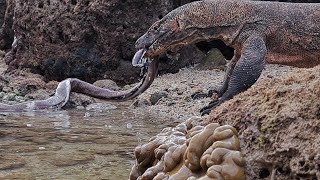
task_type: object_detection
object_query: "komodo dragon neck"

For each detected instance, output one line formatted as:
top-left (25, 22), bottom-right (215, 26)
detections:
top-left (137, 0), bottom-right (320, 67)
top-left (135, 0), bottom-right (320, 115)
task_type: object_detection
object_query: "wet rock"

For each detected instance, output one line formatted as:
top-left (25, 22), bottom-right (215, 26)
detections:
top-left (85, 102), bottom-right (117, 111)
top-left (196, 48), bottom-right (226, 70)
top-left (2, 86), bottom-right (12, 93)
top-left (131, 98), bottom-right (152, 108)
top-left (150, 91), bottom-right (168, 105)
top-left (14, 95), bottom-right (25, 102)
top-left (2, 92), bottom-right (16, 101)
top-left (63, 93), bottom-right (96, 109)
top-left (47, 152), bottom-right (95, 167)
top-left (45, 80), bottom-right (59, 91)
top-left (93, 79), bottom-right (120, 91)
top-left (129, 117), bottom-right (245, 180)
top-left (9, 77), bottom-right (46, 96)
top-left (0, 154), bottom-right (26, 170)
top-left (24, 89), bottom-right (50, 100)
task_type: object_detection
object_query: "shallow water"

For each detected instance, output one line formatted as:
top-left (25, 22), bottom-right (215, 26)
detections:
top-left (0, 103), bottom-right (174, 180)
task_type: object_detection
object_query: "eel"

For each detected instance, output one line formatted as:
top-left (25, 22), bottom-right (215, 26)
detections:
top-left (0, 50), bottom-right (158, 111)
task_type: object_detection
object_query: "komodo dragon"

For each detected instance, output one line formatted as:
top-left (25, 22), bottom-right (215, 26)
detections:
top-left (1, 0), bottom-right (319, 114)
top-left (135, 0), bottom-right (320, 115)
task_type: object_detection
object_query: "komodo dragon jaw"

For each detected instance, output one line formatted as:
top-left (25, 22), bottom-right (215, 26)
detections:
top-left (135, 17), bottom-right (181, 58)
top-left (134, 1), bottom-right (239, 60)
top-left (134, 0), bottom-right (269, 115)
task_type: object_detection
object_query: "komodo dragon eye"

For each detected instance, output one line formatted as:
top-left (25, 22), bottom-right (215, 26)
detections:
top-left (151, 25), bottom-right (160, 32)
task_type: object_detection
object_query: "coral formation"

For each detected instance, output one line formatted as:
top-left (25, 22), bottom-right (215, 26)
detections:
top-left (130, 117), bottom-right (245, 180)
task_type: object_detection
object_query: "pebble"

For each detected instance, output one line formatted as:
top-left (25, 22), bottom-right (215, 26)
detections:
top-left (150, 91), bottom-right (168, 105)
top-left (0, 92), bottom-right (5, 98)
top-left (3, 93), bottom-right (16, 101)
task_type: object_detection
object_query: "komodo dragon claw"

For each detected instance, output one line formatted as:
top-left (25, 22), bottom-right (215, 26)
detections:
top-left (134, 0), bottom-right (320, 116)
top-left (191, 88), bottom-right (223, 100)
top-left (200, 100), bottom-right (221, 116)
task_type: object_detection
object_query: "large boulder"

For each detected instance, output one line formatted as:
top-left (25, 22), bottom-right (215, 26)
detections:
top-left (206, 65), bottom-right (320, 179)
top-left (0, 0), bottom-right (5, 26)
top-left (0, 0), bottom-right (200, 84)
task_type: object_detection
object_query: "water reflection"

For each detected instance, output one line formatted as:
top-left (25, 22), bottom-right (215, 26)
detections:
top-left (0, 104), bottom-right (173, 179)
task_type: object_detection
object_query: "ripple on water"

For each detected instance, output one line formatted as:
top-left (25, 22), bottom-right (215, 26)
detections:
top-left (0, 105), bottom-right (175, 179)
top-left (0, 154), bottom-right (26, 170)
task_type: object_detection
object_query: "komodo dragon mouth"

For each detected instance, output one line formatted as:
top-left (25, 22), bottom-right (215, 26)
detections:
top-left (134, 17), bottom-right (183, 60)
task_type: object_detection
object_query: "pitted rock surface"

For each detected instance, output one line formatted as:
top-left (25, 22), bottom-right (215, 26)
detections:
top-left (206, 65), bottom-right (320, 179)
top-left (0, 0), bottom-right (203, 84)
top-left (0, 0), bottom-right (5, 26)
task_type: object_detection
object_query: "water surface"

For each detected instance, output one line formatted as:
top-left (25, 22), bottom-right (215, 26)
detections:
top-left (0, 103), bottom-right (173, 180)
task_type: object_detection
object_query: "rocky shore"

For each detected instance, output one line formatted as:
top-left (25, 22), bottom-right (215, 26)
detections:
top-left (1, 0), bottom-right (320, 179)
top-left (130, 64), bottom-right (320, 179)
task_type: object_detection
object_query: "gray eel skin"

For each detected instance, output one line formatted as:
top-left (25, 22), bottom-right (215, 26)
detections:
top-left (0, 50), bottom-right (158, 111)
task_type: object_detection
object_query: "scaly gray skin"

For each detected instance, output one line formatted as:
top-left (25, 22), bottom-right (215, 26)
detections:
top-left (0, 56), bottom-right (159, 111)
top-left (135, 0), bottom-right (320, 115)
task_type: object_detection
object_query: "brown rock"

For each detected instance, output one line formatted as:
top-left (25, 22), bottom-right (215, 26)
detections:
top-left (63, 92), bottom-right (96, 108)
top-left (9, 76), bottom-right (46, 95)
top-left (131, 98), bottom-right (152, 108)
top-left (205, 65), bottom-right (320, 179)
top-left (45, 80), bottom-right (59, 91)
top-left (150, 91), bottom-right (168, 105)
top-left (93, 79), bottom-right (120, 91)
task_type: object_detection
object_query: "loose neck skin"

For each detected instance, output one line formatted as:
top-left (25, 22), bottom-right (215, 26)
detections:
top-left (163, 0), bottom-right (258, 50)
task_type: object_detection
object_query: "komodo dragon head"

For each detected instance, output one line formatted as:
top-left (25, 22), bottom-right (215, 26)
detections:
top-left (134, 0), bottom-right (244, 62)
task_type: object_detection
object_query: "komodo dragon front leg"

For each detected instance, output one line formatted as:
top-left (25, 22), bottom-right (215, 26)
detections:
top-left (192, 52), bottom-right (239, 99)
top-left (200, 34), bottom-right (267, 115)
top-left (136, 0), bottom-right (320, 115)
top-left (134, 0), bottom-right (270, 115)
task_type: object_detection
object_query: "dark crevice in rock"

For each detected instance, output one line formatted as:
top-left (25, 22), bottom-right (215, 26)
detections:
top-left (259, 168), bottom-right (271, 178)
